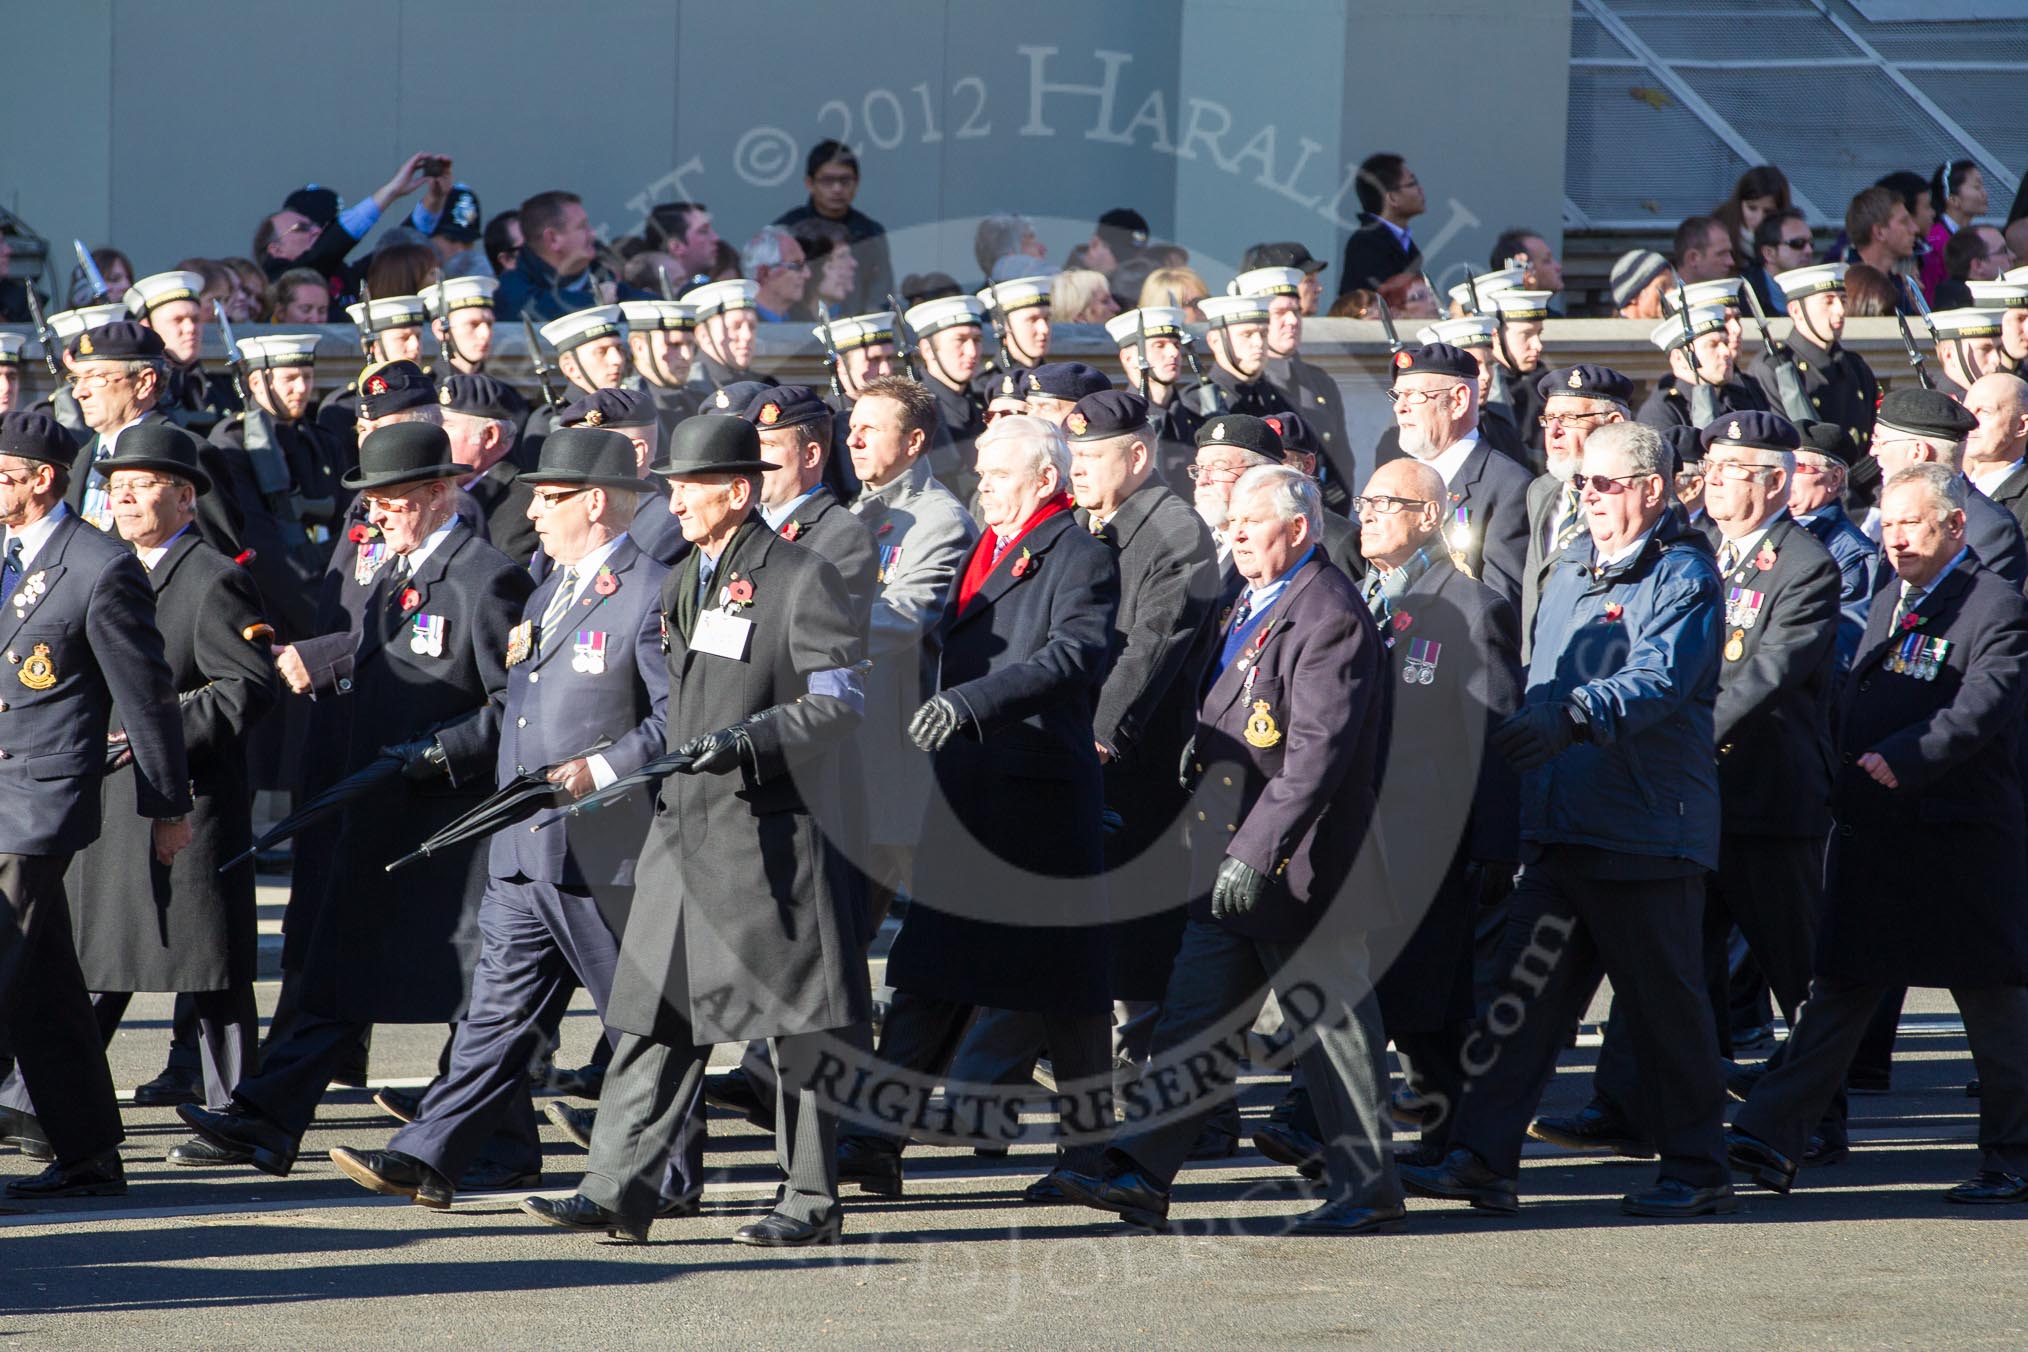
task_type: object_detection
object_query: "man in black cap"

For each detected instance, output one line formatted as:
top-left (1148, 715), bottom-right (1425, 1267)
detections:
top-left (526, 414), bottom-right (868, 1246)
top-left (326, 426), bottom-right (696, 1213)
top-left (1532, 412), bottom-right (1843, 1163)
top-left (1024, 362), bottom-right (1114, 426)
top-left (1872, 386), bottom-right (2028, 589)
top-left (64, 321), bottom-right (249, 565)
top-left (441, 374), bottom-right (538, 566)
top-left (174, 422), bottom-right (533, 1177)
top-left (255, 152), bottom-right (451, 304)
top-left (1388, 342), bottom-right (1534, 609)
top-left (0, 410), bottom-right (192, 1198)
top-left (1792, 421), bottom-right (1879, 673)
top-left (559, 388), bottom-right (685, 566)
top-left (743, 387), bottom-right (878, 623)
top-left (0, 426), bottom-right (275, 1144)
top-left (1241, 243), bottom-right (1328, 315)
top-left (1523, 365), bottom-right (1634, 650)
top-left (426, 182), bottom-right (489, 278)
top-left (1083, 209), bottom-right (1151, 280)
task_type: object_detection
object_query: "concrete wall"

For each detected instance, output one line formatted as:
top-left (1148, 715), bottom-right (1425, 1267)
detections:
top-left (1, 0), bottom-right (1568, 297)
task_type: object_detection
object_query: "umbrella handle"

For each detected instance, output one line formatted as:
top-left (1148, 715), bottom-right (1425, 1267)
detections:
top-left (383, 845), bottom-right (431, 873)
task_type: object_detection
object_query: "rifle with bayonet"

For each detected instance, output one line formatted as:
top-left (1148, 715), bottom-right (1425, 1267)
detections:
top-left (27, 286), bottom-right (89, 440)
top-left (1904, 277), bottom-right (1958, 389)
top-left (1895, 309), bottom-right (1936, 391)
top-left (981, 282), bottom-right (1017, 387)
top-left (813, 300), bottom-right (846, 401)
top-left (1374, 293), bottom-right (1406, 355)
top-left (216, 301), bottom-right (332, 555)
top-left (73, 240), bottom-right (110, 303)
top-left (352, 282), bottom-right (378, 360)
top-left (1675, 278), bottom-right (1720, 428)
top-left (522, 315), bottom-right (565, 410)
top-left (889, 291), bottom-right (927, 384)
top-left (1463, 272), bottom-right (1518, 425)
top-left (1738, 283), bottom-right (1815, 424)
top-left (1174, 291), bottom-right (1227, 417)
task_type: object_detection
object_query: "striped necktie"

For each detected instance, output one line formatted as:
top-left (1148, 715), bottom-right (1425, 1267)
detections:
top-left (539, 568), bottom-right (578, 656)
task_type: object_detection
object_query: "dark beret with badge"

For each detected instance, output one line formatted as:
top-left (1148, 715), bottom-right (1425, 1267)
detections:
top-left (68, 320), bottom-right (164, 364)
top-left (1194, 413), bottom-right (1283, 460)
top-left (1537, 363), bottom-right (1634, 407)
top-left (702, 380), bottom-right (775, 416)
top-left (1660, 424), bottom-right (1703, 479)
top-left (1026, 362), bottom-right (1113, 404)
top-left (651, 414), bottom-right (773, 478)
top-left (1798, 421), bottom-right (1858, 466)
top-left (357, 360), bottom-right (439, 420)
top-left (1064, 388), bottom-right (1150, 441)
top-left (1389, 342), bottom-right (1479, 383)
top-left (1262, 410), bottom-right (1321, 458)
top-left (1876, 386), bottom-right (1980, 442)
top-left (986, 367), bottom-right (1033, 405)
top-left (743, 385), bottom-right (830, 431)
top-left (562, 386), bottom-right (659, 430)
top-left (1240, 241), bottom-right (1327, 275)
top-left (519, 426), bottom-right (655, 494)
top-left (437, 372), bottom-right (521, 422)
top-left (0, 409), bottom-right (77, 466)
top-left (1700, 410), bottom-right (1801, 455)
top-left (342, 421), bottom-right (466, 490)
top-left (93, 421), bottom-right (213, 496)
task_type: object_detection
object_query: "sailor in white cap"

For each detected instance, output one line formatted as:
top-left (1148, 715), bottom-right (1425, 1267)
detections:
top-left (1663, 276), bottom-right (1747, 362)
top-left (1486, 288), bottom-right (1555, 447)
top-left (904, 293), bottom-right (988, 452)
top-left (422, 276), bottom-right (505, 380)
top-left (1445, 263), bottom-right (1526, 317)
top-left (1930, 307), bottom-right (2009, 394)
top-left (968, 275), bottom-right (1053, 404)
top-left (539, 305), bottom-right (630, 397)
top-left (1638, 302), bottom-right (1771, 432)
top-left (1105, 305), bottom-right (1198, 488)
top-left (686, 278), bottom-right (773, 389)
top-left (619, 299), bottom-right (702, 423)
top-left (314, 293), bottom-right (430, 434)
top-left (1182, 292), bottom-right (1292, 424)
top-left (30, 305), bottom-right (127, 436)
top-left (129, 269), bottom-right (238, 436)
top-left (1974, 270), bottom-right (2028, 375)
top-left (1748, 263), bottom-right (1879, 459)
top-left (1236, 266), bottom-right (1356, 502)
top-left (0, 331), bottom-right (25, 414)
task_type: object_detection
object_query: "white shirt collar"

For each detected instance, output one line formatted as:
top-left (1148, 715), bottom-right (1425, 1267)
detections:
top-left (1970, 458), bottom-right (2025, 497)
top-left (137, 522), bottom-right (193, 571)
top-left (1596, 523), bottom-right (1657, 569)
top-left (399, 513), bottom-right (462, 572)
top-left (1904, 545), bottom-right (1972, 601)
top-left (1715, 509), bottom-right (1784, 568)
top-left (5, 503), bottom-right (71, 570)
top-left (1425, 433), bottom-right (1481, 488)
top-left (762, 488), bottom-right (820, 531)
top-left (101, 414), bottom-right (148, 456)
top-left (553, 532), bottom-right (628, 601)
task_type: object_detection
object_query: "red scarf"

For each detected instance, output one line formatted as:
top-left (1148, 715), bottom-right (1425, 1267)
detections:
top-left (955, 492), bottom-right (1073, 616)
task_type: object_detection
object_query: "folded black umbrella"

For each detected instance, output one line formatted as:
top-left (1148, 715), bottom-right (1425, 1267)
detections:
top-left (217, 752), bottom-right (406, 874)
top-left (528, 748), bottom-right (695, 833)
top-left (383, 771), bottom-right (568, 873)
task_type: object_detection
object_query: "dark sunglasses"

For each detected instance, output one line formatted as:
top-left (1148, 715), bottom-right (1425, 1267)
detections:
top-left (1570, 472), bottom-right (1653, 494)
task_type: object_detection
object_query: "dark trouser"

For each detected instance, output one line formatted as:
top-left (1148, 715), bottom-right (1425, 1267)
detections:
top-left (1453, 852), bottom-right (1728, 1189)
top-left (0, 985), bottom-right (256, 1117)
top-left (263, 967), bottom-right (370, 1084)
top-left (1594, 833), bottom-right (1821, 1113)
top-left (1737, 978), bottom-right (2028, 1176)
top-left (0, 854), bottom-right (122, 1165)
top-left (582, 1029), bottom-right (839, 1224)
top-left (390, 876), bottom-right (702, 1199)
top-left (844, 990), bottom-right (1111, 1172)
top-left (161, 993), bottom-right (201, 1076)
top-left (1852, 988), bottom-right (1907, 1082)
top-left (1110, 918), bottom-right (1401, 1208)
top-left (233, 1009), bottom-right (369, 1139)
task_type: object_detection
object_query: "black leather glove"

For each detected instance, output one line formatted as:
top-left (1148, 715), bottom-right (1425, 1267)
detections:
top-left (1491, 703), bottom-right (1581, 772)
top-left (1177, 735), bottom-right (1199, 792)
top-left (907, 695), bottom-right (969, 753)
top-left (1210, 855), bottom-right (1271, 921)
top-left (677, 724), bottom-right (753, 775)
top-left (385, 737), bottom-right (449, 782)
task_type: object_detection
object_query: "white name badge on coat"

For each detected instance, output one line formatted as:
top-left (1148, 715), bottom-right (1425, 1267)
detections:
top-left (692, 608), bottom-right (754, 661)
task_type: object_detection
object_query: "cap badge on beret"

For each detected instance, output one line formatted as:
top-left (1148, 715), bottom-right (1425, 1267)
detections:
top-left (1210, 422), bottom-right (1226, 440)
top-left (366, 374), bottom-right (388, 396)
top-left (438, 385), bottom-right (453, 405)
top-left (1393, 351), bottom-right (1412, 370)
top-left (1264, 415), bottom-right (1284, 437)
top-left (1728, 420), bottom-right (1742, 439)
top-left (585, 409), bottom-right (604, 427)
top-left (78, 334), bottom-right (94, 357)
top-left (715, 390), bottom-right (731, 409)
top-left (1568, 370), bottom-right (1583, 389)
top-left (1066, 411), bottom-right (1088, 436)
top-left (758, 402), bottom-right (781, 427)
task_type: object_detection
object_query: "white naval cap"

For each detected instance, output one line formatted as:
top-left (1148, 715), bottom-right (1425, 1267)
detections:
top-left (1486, 289), bottom-right (1555, 321)
top-left (1662, 277), bottom-right (1744, 313)
top-left (904, 294), bottom-right (986, 336)
top-left (978, 276), bottom-right (1053, 314)
top-left (124, 270), bottom-right (205, 317)
top-left (0, 332), bottom-right (26, 365)
top-left (1928, 307), bottom-right (2005, 339)
top-left (233, 333), bottom-right (322, 369)
top-left (1650, 303), bottom-right (1731, 351)
top-left (619, 299), bottom-right (698, 332)
top-left (1197, 293), bottom-right (1271, 326)
top-left (1772, 263), bottom-right (1846, 301)
top-left (1966, 279), bottom-right (2028, 311)
top-left (538, 305), bottom-right (627, 353)
top-left (1447, 264), bottom-right (1526, 313)
top-left (45, 304), bottom-right (130, 342)
top-left (1104, 307), bottom-right (1189, 346)
top-left (686, 278), bottom-right (759, 319)
top-left (1229, 266), bottom-right (1304, 299)
top-left (345, 295), bottom-right (429, 331)
top-left (420, 275), bottom-right (499, 318)
top-left (1416, 315), bottom-right (1498, 348)
top-left (823, 312), bottom-right (897, 350)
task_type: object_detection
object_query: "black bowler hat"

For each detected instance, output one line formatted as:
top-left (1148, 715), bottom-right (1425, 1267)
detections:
top-left (1241, 241), bottom-right (1327, 275)
top-left (357, 360), bottom-right (438, 420)
top-left (1027, 362), bottom-right (1113, 404)
top-left (0, 410), bottom-right (76, 466)
top-left (1064, 389), bottom-right (1149, 441)
top-left (342, 422), bottom-right (466, 490)
top-left (519, 427), bottom-right (655, 494)
top-left (68, 320), bottom-right (164, 364)
top-left (1390, 342), bottom-right (1479, 383)
top-left (1876, 386), bottom-right (1980, 442)
top-left (744, 385), bottom-right (830, 431)
top-left (1194, 413), bottom-right (1283, 460)
top-left (1700, 410), bottom-right (1801, 455)
top-left (651, 414), bottom-right (772, 477)
top-left (1799, 421), bottom-right (1858, 466)
top-left (563, 386), bottom-right (659, 430)
top-left (94, 422), bottom-right (212, 496)
top-left (702, 381), bottom-right (774, 416)
top-left (1538, 364), bottom-right (1634, 407)
top-left (437, 372), bottom-right (520, 421)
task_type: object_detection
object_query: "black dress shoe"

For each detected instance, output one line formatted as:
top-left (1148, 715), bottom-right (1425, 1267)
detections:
top-left (547, 1063), bottom-right (605, 1101)
top-left (1389, 1087), bottom-right (1439, 1130)
top-left (659, 1194), bottom-right (703, 1218)
top-left (459, 1157), bottom-right (542, 1194)
top-left (1022, 1170), bottom-right (1068, 1202)
top-left (1290, 1200), bottom-right (1407, 1236)
top-left (1946, 1170), bottom-right (2028, 1204)
top-left (545, 1101), bottom-right (596, 1150)
top-left (1252, 1122), bottom-right (1324, 1180)
top-left (1394, 1140), bottom-right (1450, 1170)
top-left (1527, 1101), bottom-right (1656, 1159)
top-left (1723, 1060), bottom-right (1767, 1104)
top-left (521, 1192), bottom-right (648, 1243)
top-left (167, 1135), bottom-right (253, 1167)
top-left (1397, 1147), bottom-right (1520, 1214)
top-left (1052, 1166), bottom-right (1170, 1229)
top-left (1724, 1127), bottom-right (1797, 1195)
top-left (177, 1103), bottom-right (298, 1178)
top-left (733, 1209), bottom-right (843, 1246)
top-left (131, 1068), bottom-right (203, 1108)
top-left (1186, 1122), bottom-right (1239, 1160)
top-left (1620, 1178), bottom-right (1737, 1218)
top-left (4, 1150), bottom-right (125, 1199)
top-left (373, 1087), bottom-right (424, 1124)
top-left (330, 1146), bottom-right (454, 1209)
top-left (836, 1136), bottom-right (903, 1198)
top-left (0, 1105), bottom-right (54, 1162)
top-left (703, 1070), bottom-right (776, 1130)
top-left (1845, 1068), bottom-right (1891, 1094)
top-left (1802, 1133), bottom-right (1848, 1168)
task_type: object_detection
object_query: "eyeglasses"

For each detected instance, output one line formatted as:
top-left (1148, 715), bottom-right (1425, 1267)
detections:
top-left (1705, 460), bottom-right (1779, 482)
top-left (1350, 494), bottom-right (1430, 515)
top-left (1187, 460), bottom-right (1248, 482)
top-left (811, 172), bottom-right (858, 189)
top-left (66, 370), bottom-right (133, 390)
top-left (361, 493), bottom-right (424, 513)
top-left (1570, 472), bottom-right (1654, 494)
top-left (0, 468), bottom-right (41, 487)
top-left (983, 406), bottom-right (1024, 423)
top-left (530, 487), bottom-right (591, 508)
top-left (1779, 237), bottom-right (1814, 251)
top-left (1384, 385), bottom-right (1463, 407)
top-left (108, 476), bottom-right (187, 493)
top-left (1538, 411), bottom-right (1615, 430)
